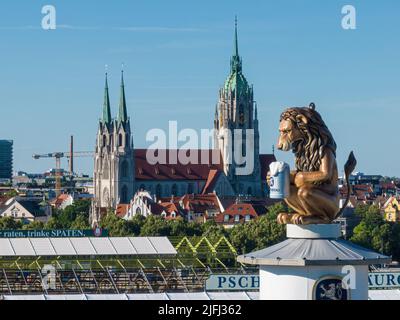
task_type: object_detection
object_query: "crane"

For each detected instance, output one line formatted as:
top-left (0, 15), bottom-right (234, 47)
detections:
top-left (33, 151), bottom-right (94, 197)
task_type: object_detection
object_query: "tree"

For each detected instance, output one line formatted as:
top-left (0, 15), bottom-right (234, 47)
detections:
top-left (56, 200), bottom-right (91, 228)
top-left (228, 203), bottom-right (286, 254)
top-left (201, 220), bottom-right (227, 242)
top-left (70, 214), bottom-right (90, 229)
top-left (351, 204), bottom-right (400, 259)
top-left (22, 220), bottom-right (45, 230)
top-left (140, 215), bottom-right (171, 236)
top-left (0, 217), bottom-right (22, 230)
top-left (4, 190), bottom-right (18, 198)
top-left (45, 216), bottom-right (64, 229)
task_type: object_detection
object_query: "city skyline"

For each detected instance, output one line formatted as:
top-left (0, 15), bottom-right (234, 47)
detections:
top-left (1, 0), bottom-right (400, 177)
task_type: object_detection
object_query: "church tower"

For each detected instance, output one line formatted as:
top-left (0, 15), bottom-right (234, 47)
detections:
top-left (93, 71), bottom-right (135, 217)
top-left (214, 18), bottom-right (261, 196)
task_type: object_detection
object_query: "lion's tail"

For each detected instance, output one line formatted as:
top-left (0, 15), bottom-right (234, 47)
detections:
top-left (334, 151), bottom-right (357, 220)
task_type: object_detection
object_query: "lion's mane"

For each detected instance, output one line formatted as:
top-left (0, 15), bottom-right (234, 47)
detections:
top-left (280, 107), bottom-right (337, 172)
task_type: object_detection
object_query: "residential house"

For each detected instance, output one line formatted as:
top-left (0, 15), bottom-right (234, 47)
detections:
top-left (383, 197), bottom-right (400, 222)
top-left (0, 197), bottom-right (52, 223)
top-left (215, 201), bottom-right (269, 228)
top-left (50, 194), bottom-right (74, 210)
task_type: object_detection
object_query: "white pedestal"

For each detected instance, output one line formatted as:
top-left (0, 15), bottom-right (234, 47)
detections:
top-left (237, 224), bottom-right (391, 301)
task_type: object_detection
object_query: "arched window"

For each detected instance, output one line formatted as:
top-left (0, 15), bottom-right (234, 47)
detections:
top-left (119, 133), bottom-right (123, 147)
top-left (121, 185), bottom-right (128, 204)
top-left (103, 161), bottom-right (109, 179)
top-left (136, 208), bottom-right (142, 216)
top-left (121, 160), bottom-right (129, 178)
top-left (172, 184), bottom-right (178, 196)
top-left (156, 184), bottom-right (162, 198)
top-left (102, 135), bottom-right (107, 147)
top-left (103, 188), bottom-right (110, 206)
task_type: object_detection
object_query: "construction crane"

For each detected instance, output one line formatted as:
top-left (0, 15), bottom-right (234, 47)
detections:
top-left (33, 151), bottom-right (93, 197)
top-left (33, 136), bottom-right (94, 197)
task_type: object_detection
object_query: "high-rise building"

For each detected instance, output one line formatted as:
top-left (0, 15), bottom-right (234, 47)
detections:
top-left (0, 140), bottom-right (13, 181)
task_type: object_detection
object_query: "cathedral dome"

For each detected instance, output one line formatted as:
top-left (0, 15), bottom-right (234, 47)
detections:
top-left (224, 70), bottom-right (250, 96)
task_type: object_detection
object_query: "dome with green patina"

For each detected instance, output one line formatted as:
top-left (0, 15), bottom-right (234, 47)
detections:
top-left (224, 67), bottom-right (250, 95)
top-left (223, 18), bottom-right (251, 96)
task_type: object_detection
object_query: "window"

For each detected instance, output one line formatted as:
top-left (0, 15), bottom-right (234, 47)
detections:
top-left (136, 208), bottom-right (141, 216)
top-left (187, 183), bottom-right (194, 194)
top-left (247, 187), bottom-right (252, 195)
top-left (102, 135), bottom-right (107, 147)
top-left (121, 185), bottom-right (128, 204)
top-left (172, 184), bottom-right (178, 196)
top-left (171, 212), bottom-right (176, 218)
top-left (224, 214), bottom-right (230, 222)
top-left (156, 184), bottom-right (162, 198)
top-left (103, 161), bottom-right (109, 179)
top-left (121, 160), bottom-right (129, 178)
top-left (245, 214), bottom-right (251, 222)
top-left (118, 133), bottom-right (123, 147)
top-left (234, 215), bottom-right (240, 223)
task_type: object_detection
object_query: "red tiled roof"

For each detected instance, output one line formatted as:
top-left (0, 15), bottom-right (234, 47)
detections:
top-left (135, 149), bottom-right (276, 183)
top-left (202, 170), bottom-right (221, 195)
top-left (180, 193), bottom-right (221, 215)
top-left (158, 202), bottom-right (184, 220)
top-left (116, 204), bottom-right (130, 218)
top-left (380, 182), bottom-right (397, 189)
top-left (135, 149), bottom-right (223, 181)
top-left (215, 202), bottom-right (268, 224)
top-left (50, 194), bottom-right (70, 207)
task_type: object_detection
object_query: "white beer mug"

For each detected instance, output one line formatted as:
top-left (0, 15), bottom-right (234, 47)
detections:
top-left (269, 161), bottom-right (290, 199)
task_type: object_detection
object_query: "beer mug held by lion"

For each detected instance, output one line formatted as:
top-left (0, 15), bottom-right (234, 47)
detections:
top-left (268, 161), bottom-right (290, 199)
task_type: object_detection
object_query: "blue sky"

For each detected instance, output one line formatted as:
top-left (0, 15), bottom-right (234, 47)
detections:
top-left (0, 0), bottom-right (399, 177)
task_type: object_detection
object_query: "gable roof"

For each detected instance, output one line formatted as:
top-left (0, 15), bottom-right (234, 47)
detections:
top-left (134, 149), bottom-right (276, 183)
top-left (135, 149), bottom-right (223, 181)
top-left (180, 193), bottom-right (222, 214)
top-left (202, 170), bottom-right (221, 195)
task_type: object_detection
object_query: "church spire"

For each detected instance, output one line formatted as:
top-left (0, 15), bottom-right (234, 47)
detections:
top-left (231, 16), bottom-right (242, 73)
top-left (118, 69), bottom-right (128, 124)
top-left (102, 72), bottom-right (112, 125)
top-left (234, 16), bottom-right (239, 57)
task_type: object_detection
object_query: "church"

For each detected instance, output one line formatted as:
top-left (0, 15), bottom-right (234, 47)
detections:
top-left (92, 21), bottom-right (275, 223)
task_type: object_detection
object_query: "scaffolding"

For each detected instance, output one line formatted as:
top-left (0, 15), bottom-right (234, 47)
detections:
top-left (0, 236), bottom-right (257, 295)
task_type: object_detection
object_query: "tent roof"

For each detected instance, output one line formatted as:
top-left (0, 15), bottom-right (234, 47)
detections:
top-left (0, 237), bottom-right (176, 257)
top-left (237, 238), bottom-right (391, 266)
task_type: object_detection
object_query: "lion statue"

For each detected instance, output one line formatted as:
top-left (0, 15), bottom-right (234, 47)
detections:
top-left (276, 103), bottom-right (357, 225)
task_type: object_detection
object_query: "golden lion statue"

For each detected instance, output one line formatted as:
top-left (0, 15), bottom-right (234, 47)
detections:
top-left (276, 103), bottom-right (356, 225)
